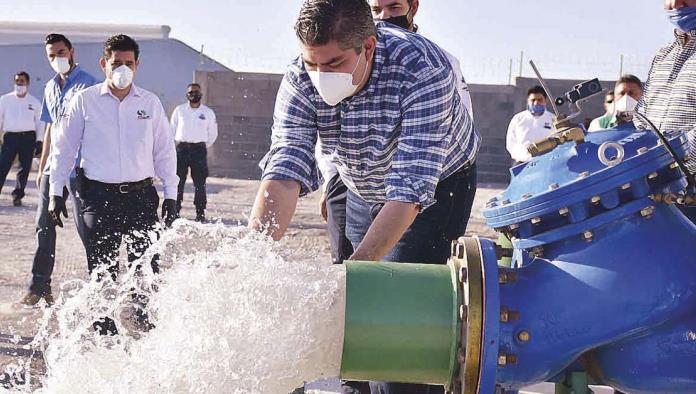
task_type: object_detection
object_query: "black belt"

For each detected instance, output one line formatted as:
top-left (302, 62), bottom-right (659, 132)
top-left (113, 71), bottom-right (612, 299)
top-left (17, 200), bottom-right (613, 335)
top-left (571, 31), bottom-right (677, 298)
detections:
top-left (177, 142), bottom-right (205, 148)
top-left (7, 130), bottom-right (35, 135)
top-left (86, 177), bottom-right (153, 194)
top-left (452, 161), bottom-right (475, 175)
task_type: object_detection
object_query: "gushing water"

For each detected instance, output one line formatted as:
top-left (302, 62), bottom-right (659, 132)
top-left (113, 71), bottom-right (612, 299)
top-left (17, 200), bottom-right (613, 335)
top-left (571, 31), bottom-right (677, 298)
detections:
top-left (13, 221), bottom-right (347, 393)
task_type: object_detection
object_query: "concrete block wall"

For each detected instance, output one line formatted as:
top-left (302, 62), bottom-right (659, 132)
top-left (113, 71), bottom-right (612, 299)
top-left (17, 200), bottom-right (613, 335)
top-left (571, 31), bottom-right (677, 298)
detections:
top-left (200, 71), bottom-right (614, 184)
top-left (197, 70), bottom-right (283, 179)
top-left (470, 77), bottom-right (613, 184)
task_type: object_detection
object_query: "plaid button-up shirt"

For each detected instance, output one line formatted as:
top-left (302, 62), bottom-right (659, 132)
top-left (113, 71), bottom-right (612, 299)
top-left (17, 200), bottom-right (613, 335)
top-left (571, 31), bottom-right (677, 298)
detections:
top-left (636, 29), bottom-right (696, 173)
top-left (260, 23), bottom-right (480, 209)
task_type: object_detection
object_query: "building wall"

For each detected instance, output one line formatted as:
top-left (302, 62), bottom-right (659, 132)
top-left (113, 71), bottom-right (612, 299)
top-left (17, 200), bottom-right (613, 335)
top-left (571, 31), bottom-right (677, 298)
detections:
top-left (0, 39), bottom-right (228, 116)
top-left (200, 70), bottom-right (615, 185)
top-left (0, 22), bottom-right (170, 46)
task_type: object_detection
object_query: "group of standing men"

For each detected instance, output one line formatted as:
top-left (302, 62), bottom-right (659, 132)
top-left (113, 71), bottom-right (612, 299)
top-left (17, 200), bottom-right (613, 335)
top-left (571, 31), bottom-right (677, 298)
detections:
top-left (0, 34), bottom-right (218, 319)
top-left (1, 0), bottom-right (696, 391)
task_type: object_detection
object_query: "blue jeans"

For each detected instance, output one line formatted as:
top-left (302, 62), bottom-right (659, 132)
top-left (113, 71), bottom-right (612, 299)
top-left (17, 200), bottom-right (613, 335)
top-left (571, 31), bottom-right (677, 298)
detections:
top-left (342, 164), bottom-right (477, 394)
top-left (325, 174), bottom-right (354, 264)
top-left (29, 174), bottom-right (86, 295)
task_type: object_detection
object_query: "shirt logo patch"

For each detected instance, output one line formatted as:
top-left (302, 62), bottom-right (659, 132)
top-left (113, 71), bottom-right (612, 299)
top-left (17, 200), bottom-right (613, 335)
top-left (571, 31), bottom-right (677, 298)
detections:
top-left (198, 113), bottom-right (206, 120)
top-left (544, 122), bottom-right (552, 129)
top-left (28, 104), bottom-right (35, 111)
top-left (137, 110), bottom-right (151, 120)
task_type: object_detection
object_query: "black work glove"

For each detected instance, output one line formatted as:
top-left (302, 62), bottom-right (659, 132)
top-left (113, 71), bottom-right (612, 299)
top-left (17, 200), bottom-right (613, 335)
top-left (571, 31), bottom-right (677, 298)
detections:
top-left (48, 195), bottom-right (68, 228)
top-left (34, 141), bottom-right (43, 157)
top-left (161, 199), bottom-right (177, 228)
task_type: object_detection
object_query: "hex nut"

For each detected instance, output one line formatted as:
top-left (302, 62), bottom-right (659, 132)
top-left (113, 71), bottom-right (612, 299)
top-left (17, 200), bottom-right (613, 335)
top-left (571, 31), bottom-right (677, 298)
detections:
top-left (517, 331), bottom-right (531, 342)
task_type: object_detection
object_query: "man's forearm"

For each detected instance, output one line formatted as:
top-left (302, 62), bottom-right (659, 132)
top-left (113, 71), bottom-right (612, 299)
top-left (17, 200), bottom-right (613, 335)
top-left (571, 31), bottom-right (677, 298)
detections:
top-left (249, 179), bottom-right (301, 241)
top-left (38, 124), bottom-right (52, 173)
top-left (350, 201), bottom-right (419, 261)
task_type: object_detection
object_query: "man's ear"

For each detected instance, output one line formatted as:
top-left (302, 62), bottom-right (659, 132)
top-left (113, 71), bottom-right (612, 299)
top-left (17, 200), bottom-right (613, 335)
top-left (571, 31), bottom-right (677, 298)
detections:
top-left (411, 0), bottom-right (419, 17)
top-left (364, 36), bottom-right (378, 61)
top-left (99, 57), bottom-right (107, 71)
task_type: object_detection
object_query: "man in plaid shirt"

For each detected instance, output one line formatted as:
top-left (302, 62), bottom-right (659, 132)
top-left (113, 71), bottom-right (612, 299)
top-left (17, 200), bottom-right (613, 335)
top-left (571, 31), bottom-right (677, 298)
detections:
top-left (251, 0), bottom-right (478, 390)
top-left (251, 0), bottom-right (478, 263)
top-left (637, 0), bottom-right (696, 223)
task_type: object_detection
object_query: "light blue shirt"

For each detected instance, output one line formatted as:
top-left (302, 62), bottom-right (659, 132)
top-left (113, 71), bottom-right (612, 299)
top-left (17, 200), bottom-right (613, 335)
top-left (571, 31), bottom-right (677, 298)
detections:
top-left (40, 64), bottom-right (97, 175)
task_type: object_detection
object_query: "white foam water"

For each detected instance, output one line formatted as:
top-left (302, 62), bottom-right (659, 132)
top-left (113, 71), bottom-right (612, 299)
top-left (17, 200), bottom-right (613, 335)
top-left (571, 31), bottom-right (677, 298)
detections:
top-left (14, 221), bottom-right (346, 393)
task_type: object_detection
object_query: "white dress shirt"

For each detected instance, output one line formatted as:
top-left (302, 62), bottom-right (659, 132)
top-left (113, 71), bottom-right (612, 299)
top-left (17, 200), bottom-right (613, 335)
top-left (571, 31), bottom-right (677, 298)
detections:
top-left (0, 91), bottom-right (42, 138)
top-left (315, 26), bottom-right (475, 184)
top-left (170, 103), bottom-right (218, 147)
top-left (506, 110), bottom-right (556, 163)
top-left (49, 82), bottom-right (178, 199)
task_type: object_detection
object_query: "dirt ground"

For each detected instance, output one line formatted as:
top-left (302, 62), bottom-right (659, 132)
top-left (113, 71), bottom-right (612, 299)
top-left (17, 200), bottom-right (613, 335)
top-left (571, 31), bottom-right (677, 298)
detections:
top-left (0, 174), bottom-right (620, 394)
top-left (0, 173), bottom-right (500, 386)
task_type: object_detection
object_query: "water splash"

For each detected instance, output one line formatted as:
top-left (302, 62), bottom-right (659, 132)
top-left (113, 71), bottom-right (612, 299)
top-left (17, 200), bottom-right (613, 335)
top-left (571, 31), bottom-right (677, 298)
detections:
top-left (17, 221), bottom-right (346, 393)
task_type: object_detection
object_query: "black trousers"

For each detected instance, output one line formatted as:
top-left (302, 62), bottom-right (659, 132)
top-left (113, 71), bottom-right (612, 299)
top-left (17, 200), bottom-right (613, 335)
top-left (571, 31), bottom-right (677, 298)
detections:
top-left (0, 131), bottom-right (35, 200)
top-left (325, 174), bottom-right (354, 264)
top-left (176, 143), bottom-right (208, 213)
top-left (81, 181), bottom-right (160, 280)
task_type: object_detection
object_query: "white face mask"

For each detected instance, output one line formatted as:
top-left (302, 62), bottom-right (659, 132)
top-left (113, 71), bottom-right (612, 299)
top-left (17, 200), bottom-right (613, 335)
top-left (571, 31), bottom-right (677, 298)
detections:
top-left (614, 94), bottom-right (638, 122)
top-left (50, 57), bottom-right (71, 75)
top-left (111, 65), bottom-right (134, 90)
top-left (14, 85), bottom-right (27, 96)
top-left (307, 49), bottom-right (369, 106)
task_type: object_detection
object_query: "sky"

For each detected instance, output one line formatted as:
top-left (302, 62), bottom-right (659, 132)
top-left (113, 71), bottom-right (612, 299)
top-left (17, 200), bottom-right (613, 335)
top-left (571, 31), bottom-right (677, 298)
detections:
top-left (0, 0), bottom-right (676, 84)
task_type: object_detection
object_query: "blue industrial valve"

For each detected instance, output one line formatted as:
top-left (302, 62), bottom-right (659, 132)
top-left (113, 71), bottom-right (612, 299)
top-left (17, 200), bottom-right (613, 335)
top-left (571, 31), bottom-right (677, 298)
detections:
top-left (453, 124), bottom-right (696, 393)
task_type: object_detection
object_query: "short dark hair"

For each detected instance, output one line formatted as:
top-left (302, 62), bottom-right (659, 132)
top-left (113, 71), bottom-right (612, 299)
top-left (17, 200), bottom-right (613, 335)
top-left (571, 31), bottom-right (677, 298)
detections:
top-left (616, 74), bottom-right (642, 90)
top-left (14, 71), bottom-right (30, 82)
top-left (187, 83), bottom-right (201, 90)
top-left (103, 34), bottom-right (140, 60)
top-left (295, 0), bottom-right (377, 51)
top-left (45, 33), bottom-right (72, 49)
top-left (527, 85), bottom-right (548, 98)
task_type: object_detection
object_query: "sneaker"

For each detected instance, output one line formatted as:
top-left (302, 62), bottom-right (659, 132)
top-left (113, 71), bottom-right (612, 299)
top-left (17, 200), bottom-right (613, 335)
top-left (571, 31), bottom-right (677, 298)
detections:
top-left (19, 291), bottom-right (54, 307)
top-left (12, 198), bottom-right (21, 207)
top-left (195, 213), bottom-right (206, 223)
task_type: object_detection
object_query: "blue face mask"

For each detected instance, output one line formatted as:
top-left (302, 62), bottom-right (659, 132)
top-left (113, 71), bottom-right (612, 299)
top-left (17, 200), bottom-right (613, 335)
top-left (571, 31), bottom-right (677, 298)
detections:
top-left (528, 104), bottom-right (546, 115)
top-left (667, 7), bottom-right (696, 32)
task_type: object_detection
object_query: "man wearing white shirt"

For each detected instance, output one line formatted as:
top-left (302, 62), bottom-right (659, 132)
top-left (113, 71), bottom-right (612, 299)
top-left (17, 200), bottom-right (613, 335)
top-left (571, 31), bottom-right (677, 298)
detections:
top-left (170, 83), bottom-right (218, 222)
top-left (49, 35), bottom-right (178, 335)
top-left (506, 85), bottom-right (555, 164)
top-left (0, 71), bottom-right (42, 206)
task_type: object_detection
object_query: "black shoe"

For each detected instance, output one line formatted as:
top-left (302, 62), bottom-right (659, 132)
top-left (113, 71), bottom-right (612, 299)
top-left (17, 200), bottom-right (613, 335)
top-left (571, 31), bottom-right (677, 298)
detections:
top-left (12, 198), bottom-right (21, 207)
top-left (195, 210), bottom-right (206, 223)
top-left (19, 291), bottom-right (54, 306)
top-left (93, 317), bottom-right (118, 336)
top-left (131, 293), bottom-right (155, 332)
top-left (133, 308), bottom-right (156, 332)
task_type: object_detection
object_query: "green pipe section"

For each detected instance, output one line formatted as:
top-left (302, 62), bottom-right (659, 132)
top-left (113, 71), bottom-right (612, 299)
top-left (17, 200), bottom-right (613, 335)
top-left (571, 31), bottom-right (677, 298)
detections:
top-left (341, 261), bottom-right (460, 386)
